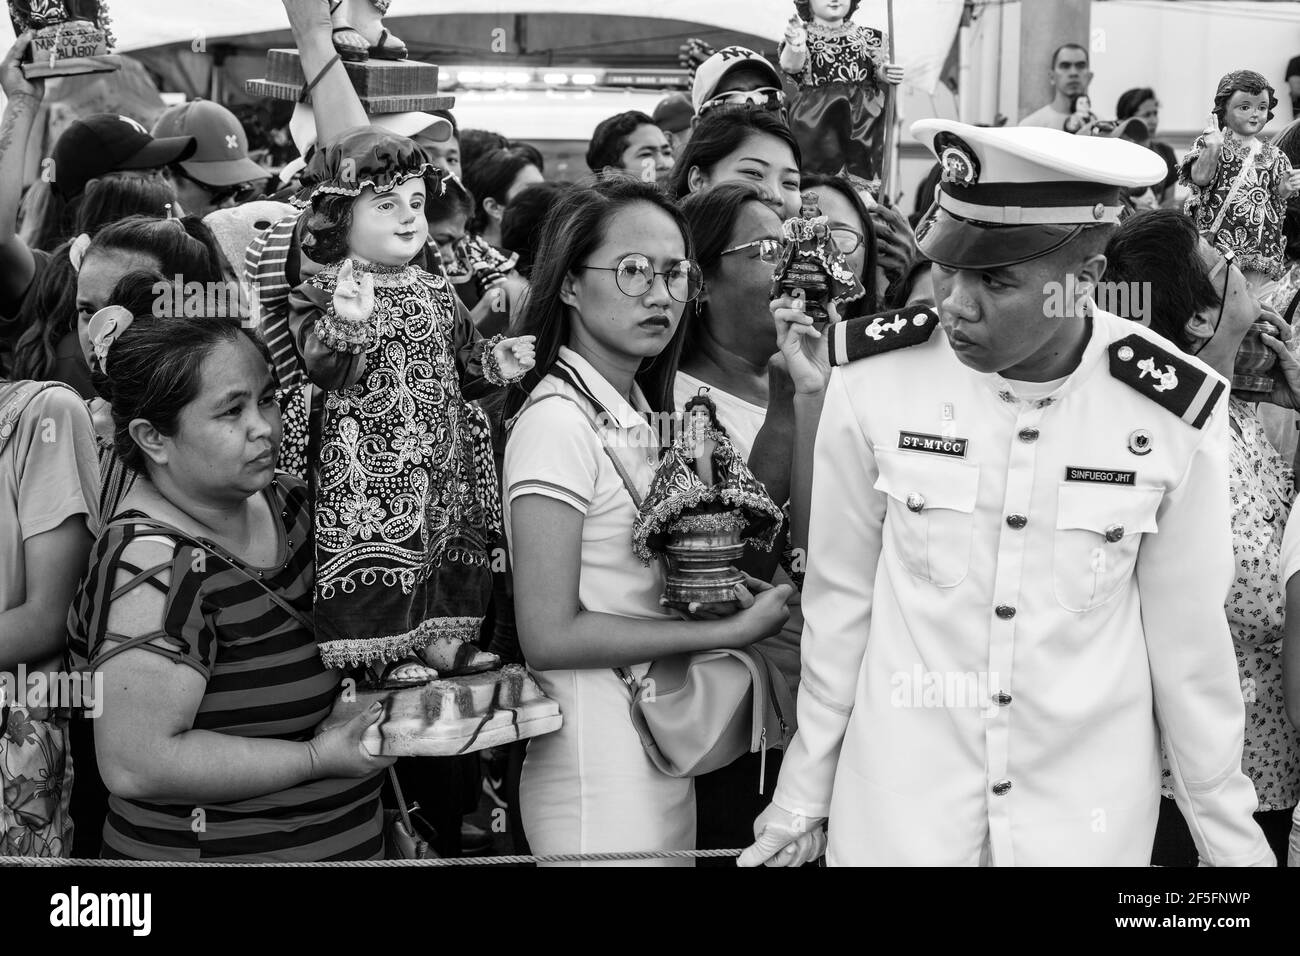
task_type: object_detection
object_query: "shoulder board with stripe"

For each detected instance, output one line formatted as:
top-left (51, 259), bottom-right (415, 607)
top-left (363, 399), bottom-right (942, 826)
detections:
top-left (1107, 334), bottom-right (1226, 429)
top-left (828, 305), bottom-right (940, 366)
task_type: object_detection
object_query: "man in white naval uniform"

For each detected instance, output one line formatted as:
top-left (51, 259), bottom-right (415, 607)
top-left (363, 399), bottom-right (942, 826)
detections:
top-left (740, 120), bottom-right (1274, 867)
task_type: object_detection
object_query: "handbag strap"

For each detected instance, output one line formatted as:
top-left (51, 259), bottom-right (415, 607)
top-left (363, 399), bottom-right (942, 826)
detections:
top-left (516, 391), bottom-right (648, 507)
top-left (105, 514), bottom-right (314, 633)
top-left (512, 389), bottom-right (664, 695)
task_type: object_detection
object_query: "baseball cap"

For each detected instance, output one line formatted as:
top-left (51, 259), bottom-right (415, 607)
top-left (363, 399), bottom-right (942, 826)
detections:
top-left (152, 100), bottom-right (268, 188)
top-left (691, 47), bottom-right (783, 115)
top-left (50, 113), bottom-right (197, 201)
top-left (652, 93), bottom-right (693, 134)
top-left (911, 118), bottom-right (1167, 270)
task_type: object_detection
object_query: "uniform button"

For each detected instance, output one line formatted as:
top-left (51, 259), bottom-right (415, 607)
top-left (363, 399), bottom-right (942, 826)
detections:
top-left (995, 604), bottom-right (1016, 619)
top-left (992, 779), bottom-right (1013, 796)
top-left (906, 492), bottom-right (925, 513)
top-left (1103, 524), bottom-right (1125, 543)
top-left (993, 692), bottom-right (1013, 706)
top-left (1006, 514), bottom-right (1027, 529)
top-left (1017, 427), bottom-right (1039, 443)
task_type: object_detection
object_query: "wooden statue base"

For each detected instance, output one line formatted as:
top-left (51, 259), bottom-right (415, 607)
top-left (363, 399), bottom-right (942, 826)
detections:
top-left (21, 21), bottom-right (121, 80)
top-left (22, 53), bottom-right (120, 79)
top-left (323, 664), bottom-right (562, 757)
top-left (246, 49), bottom-right (454, 113)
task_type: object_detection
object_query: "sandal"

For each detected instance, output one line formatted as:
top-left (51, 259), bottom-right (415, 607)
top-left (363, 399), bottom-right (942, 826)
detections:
top-left (367, 657), bottom-right (438, 690)
top-left (368, 27), bottom-right (408, 61)
top-left (329, 0), bottom-right (369, 62)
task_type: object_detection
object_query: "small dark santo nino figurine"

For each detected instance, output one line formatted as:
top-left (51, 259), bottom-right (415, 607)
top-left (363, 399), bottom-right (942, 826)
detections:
top-left (771, 190), bottom-right (865, 324)
top-left (632, 389), bottom-right (783, 614)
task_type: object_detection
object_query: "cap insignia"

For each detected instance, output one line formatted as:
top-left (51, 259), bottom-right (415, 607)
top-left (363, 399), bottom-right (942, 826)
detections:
top-left (940, 145), bottom-right (978, 187)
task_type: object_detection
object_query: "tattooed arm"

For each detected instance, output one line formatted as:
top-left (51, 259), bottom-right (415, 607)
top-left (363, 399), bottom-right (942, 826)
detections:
top-left (0, 34), bottom-right (43, 306)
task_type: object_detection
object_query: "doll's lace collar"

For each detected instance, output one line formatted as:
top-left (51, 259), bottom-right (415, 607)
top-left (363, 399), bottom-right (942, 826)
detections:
top-left (807, 20), bottom-right (854, 36)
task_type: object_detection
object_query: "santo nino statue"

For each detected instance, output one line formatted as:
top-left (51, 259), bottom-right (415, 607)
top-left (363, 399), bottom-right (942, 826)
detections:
top-left (633, 390), bottom-right (783, 614)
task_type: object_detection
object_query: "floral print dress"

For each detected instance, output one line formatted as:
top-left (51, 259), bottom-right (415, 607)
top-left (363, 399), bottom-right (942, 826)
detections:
top-left (1180, 134), bottom-right (1291, 279)
top-left (1, 695), bottom-right (72, 858)
top-left (1164, 400), bottom-right (1300, 810)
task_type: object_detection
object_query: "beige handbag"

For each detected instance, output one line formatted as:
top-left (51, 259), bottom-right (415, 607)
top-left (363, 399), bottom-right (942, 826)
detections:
top-left (616, 646), bottom-right (794, 784)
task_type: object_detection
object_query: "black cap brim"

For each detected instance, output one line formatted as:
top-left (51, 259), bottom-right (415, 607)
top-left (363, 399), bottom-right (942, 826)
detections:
top-left (117, 134), bottom-right (198, 172)
top-left (916, 206), bottom-right (1084, 271)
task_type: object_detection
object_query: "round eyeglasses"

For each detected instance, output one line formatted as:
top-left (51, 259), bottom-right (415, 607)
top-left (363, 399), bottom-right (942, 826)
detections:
top-left (721, 237), bottom-right (786, 264)
top-left (576, 254), bottom-right (703, 302)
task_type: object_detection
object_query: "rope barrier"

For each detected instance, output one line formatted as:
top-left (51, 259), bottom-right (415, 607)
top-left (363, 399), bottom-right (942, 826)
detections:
top-left (0, 847), bottom-right (744, 867)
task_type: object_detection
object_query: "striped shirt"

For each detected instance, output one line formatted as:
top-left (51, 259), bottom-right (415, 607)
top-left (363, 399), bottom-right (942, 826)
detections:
top-left (245, 214), bottom-right (307, 390)
top-left (67, 475), bottom-right (384, 861)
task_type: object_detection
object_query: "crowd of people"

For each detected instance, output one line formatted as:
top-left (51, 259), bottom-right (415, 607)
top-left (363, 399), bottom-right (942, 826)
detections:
top-left (2, 0), bottom-right (1300, 868)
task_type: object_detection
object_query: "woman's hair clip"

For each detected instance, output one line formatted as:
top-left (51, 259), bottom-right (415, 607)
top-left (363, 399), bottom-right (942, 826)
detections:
top-left (87, 305), bottom-right (135, 373)
top-left (69, 232), bottom-right (92, 273)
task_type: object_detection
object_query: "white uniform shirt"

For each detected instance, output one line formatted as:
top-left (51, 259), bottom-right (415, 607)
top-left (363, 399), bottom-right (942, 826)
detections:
top-left (774, 307), bottom-right (1273, 866)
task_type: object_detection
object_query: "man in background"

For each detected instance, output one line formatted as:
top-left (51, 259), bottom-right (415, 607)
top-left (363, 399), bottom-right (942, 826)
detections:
top-left (1020, 42), bottom-right (1092, 131)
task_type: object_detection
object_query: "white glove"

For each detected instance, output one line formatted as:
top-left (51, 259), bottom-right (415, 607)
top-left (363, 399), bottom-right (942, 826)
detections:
top-left (737, 801), bottom-right (827, 867)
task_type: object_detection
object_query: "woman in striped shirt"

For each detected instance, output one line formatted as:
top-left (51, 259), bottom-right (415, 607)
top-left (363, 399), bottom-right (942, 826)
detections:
top-left (68, 276), bottom-right (393, 861)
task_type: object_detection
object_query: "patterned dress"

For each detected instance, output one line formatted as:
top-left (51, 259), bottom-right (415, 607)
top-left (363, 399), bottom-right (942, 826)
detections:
top-left (780, 20), bottom-right (889, 182)
top-left (1162, 399), bottom-right (1300, 811)
top-left (282, 261), bottom-right (503, 670)
top-left (1180, 133), bottom-right (1292, 278)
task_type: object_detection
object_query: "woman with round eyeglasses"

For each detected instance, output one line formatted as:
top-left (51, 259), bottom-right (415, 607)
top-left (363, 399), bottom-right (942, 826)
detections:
top-left (502, 178), bottom-right (792, 865)
top-left (1104, 209), bottom-right (1300, 866)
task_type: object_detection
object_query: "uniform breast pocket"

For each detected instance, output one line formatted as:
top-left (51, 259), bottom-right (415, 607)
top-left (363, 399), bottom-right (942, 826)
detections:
top-left (1052, 482), bottom-right (1163, 612)
top-left (874, 448), bottom-right (980, 588)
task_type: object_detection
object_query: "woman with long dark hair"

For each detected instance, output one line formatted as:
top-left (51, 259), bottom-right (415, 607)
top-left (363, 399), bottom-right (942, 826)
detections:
top-left (668, 107), bottom-right (804, 220)
top-left (503, 177), bottom-right (791, 863)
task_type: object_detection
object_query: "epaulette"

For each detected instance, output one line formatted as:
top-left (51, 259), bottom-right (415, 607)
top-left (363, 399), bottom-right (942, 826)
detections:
top-left (828, 305), bottom-right (940, 367)
top-left (1108, 333), bottom-right (1226, 429)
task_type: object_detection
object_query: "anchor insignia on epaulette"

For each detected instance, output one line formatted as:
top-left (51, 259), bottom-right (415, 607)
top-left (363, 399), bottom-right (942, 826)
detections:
top-left (865, 313), bottom-right (910, 341)
top-left (1137, 357), bottom-right (1178, 393)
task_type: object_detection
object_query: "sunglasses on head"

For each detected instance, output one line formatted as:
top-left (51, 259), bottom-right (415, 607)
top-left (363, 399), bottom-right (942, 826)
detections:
top-left (575, 253), bottom-right (703, 302)
top-left (700, 87), bottom-right (785, 115)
